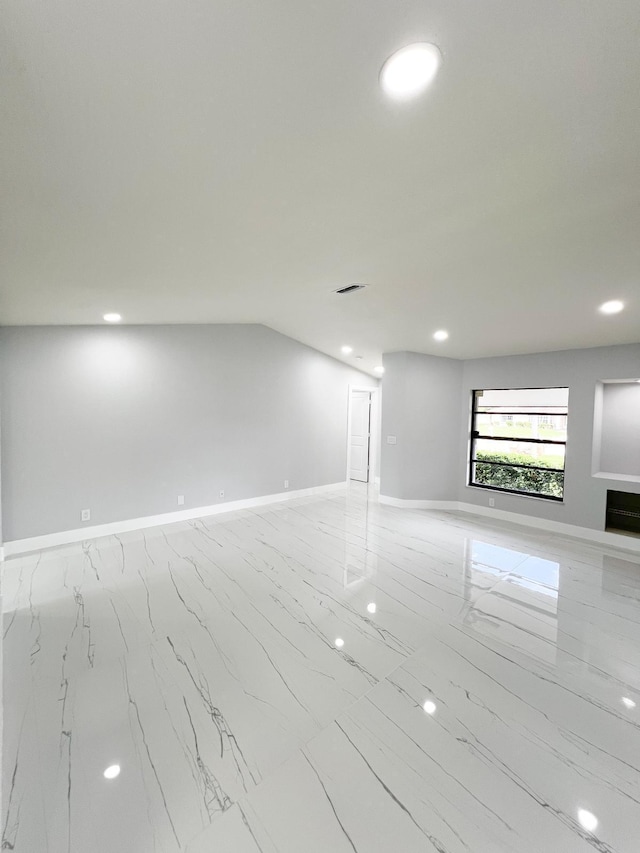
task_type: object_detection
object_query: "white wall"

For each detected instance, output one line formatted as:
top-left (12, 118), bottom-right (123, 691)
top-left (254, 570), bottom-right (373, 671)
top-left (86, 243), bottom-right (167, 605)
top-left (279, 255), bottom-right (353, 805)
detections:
top-left (0, 324), bottom-right (375, 542)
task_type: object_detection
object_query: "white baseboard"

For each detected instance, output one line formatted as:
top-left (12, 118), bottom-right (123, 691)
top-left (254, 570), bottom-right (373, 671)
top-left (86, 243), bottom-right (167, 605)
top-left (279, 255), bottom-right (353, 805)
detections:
top-left (379, 495), bottom-right (640, 555)
top-left (379, 495), bottom-right (456, 510)
top-left (5, 483), bottom-right (639, 559)
top-left (3, 482), bottom-right (347, 558)
top-left (456, 501), bottom-right (640, 554)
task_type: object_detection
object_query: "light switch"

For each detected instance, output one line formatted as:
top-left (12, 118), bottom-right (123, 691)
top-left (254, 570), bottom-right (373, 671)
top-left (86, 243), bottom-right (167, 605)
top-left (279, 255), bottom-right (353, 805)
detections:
top-left (386, 435), bottom-right (397, 445)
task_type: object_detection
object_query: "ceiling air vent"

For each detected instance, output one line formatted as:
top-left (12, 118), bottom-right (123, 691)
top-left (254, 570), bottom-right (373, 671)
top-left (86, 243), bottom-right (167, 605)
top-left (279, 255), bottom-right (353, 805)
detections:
top-left (334, 284), bottom-right (367, 294)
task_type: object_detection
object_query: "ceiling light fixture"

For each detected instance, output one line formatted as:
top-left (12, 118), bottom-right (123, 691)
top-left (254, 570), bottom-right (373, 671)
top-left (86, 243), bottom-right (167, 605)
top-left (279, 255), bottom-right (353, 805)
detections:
top-left (598, 300), bottom-right (624, 315)
top-left (103, 313), bottom-right (122, 323)
top-left (367, 602), bottom-right (377, 614)
top-left (334, 638), bottom-right (345, 648)
top-left (622, 697), bottom-right (636, 709)
top-left (423, 700), bottom-right (437, 715)
top-left (374, 366), bottom-right (385, 374)
top-left (380, 43), bottom-right (441, 100)
top-left (341, 345), bottom-right (353, 355)
top-left (433, 330), bottom-right (449, 342)
top-left (103, 764), bottom-right (121, 780)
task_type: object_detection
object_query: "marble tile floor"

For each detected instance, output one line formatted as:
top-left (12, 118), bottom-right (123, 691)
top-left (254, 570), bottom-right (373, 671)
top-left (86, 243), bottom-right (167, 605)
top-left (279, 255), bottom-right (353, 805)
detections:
top-left (2, 484), bottom-right (640, 852)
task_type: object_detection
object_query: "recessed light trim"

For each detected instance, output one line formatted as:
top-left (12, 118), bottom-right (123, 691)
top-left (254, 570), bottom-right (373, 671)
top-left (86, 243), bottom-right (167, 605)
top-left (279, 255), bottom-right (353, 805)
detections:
top-left (334, 637), bottom-right (345, 648)
top-left (367, 602), bottom-right (377, 614)
top-left (423, 700), bottom-right (437, 715)
top-left (598, 300), bottom-right (624, 315)
top-left (341, 345), bottom-right (353, 355)
top-left (433, 330), bottom-right (449, 342)
top-left (380, 43), bottom-right (441, 100)
top-left (622, 696), bottom-right (636, 709)
top-left (103, 313), bottom-right (122, 323)
top-left (103, 764), bottom-right (121, 780)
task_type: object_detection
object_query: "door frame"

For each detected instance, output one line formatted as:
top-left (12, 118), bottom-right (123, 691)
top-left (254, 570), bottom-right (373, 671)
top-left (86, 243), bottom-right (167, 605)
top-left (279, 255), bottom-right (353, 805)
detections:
top-left (346, 384), bottom-right (380, 485)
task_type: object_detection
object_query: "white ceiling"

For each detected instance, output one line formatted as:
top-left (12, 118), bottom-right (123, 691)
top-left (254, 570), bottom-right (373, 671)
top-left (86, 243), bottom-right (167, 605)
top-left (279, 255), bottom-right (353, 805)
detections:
top-left (2, 0), bottom-right (639, 374)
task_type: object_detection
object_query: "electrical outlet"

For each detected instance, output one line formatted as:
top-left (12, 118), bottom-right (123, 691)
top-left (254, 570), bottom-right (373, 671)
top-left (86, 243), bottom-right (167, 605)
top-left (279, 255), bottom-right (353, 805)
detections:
top-left (177, 495), bottom-right (185, 506)
top-left (489, 498), bottom-right (495, 508)
top-left (219, 490), bottom-right (225, 499)
top-left (81, 509), bottom-right (91, 522)
top-left (284, 479), bottom-right (289, 489)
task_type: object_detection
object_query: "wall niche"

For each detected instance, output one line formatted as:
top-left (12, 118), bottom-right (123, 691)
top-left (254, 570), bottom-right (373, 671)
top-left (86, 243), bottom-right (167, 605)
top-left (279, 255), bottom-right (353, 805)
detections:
top-left (592, 379), bottom-right (640, 483)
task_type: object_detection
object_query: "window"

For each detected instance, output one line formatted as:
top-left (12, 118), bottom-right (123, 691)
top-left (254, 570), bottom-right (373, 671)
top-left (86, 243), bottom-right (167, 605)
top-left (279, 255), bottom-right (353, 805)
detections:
top-left (469, 387), bottom-right (569, 501)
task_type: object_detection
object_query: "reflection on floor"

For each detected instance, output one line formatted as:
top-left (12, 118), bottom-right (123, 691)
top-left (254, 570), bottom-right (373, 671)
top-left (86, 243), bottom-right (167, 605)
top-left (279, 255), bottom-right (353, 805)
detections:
top-left (3, 485), bottom-right (640, 852)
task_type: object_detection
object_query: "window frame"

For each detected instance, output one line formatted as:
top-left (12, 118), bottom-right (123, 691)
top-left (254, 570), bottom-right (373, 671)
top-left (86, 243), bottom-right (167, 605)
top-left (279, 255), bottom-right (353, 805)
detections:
top-left (468, 386), bottom-right (568, 502)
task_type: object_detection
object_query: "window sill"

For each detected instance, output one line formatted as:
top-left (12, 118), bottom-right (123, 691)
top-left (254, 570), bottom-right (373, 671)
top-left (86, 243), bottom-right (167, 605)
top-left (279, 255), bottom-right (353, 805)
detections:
top-left (465, 484), bottom-right (564, 504)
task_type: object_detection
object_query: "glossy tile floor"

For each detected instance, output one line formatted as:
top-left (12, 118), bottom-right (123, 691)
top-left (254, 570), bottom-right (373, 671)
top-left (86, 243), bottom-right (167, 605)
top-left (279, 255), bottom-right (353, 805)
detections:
top-left (3, 485), bottom-right (640, 852)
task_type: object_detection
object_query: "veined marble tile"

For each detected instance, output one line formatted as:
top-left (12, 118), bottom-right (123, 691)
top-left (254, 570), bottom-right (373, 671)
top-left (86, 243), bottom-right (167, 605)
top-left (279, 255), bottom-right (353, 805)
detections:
top-left (197, 619), bottom-right (638, 852)
top-left (31, 643), bottom-right (218, 853)
top-left (185, 804), bottom-right (268, 853)
top-left (2, 694), bottom-right (49, 853)
top-left (3, 485), bottom-right (640, 851)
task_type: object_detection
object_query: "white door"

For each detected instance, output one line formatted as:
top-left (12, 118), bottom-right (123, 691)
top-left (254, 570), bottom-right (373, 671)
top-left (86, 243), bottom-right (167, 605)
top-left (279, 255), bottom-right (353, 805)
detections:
top-left (349, 391), bottom-right (371, 482)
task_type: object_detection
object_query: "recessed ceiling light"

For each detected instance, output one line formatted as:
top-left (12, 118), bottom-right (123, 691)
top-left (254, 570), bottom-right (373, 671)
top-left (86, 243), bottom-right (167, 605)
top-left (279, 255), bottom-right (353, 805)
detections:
top-left (374, 366), bottom-right (385, 374)
top-left (423, 700), bottom-right (437, 715)
top-left (433, 330), bottom-right (449, 341)
top-left (577, 809), bottom-right (598, 833)
top-left (103, 313), bottom-right (122, 323)
top-left (598, 300), bottom-right (624, 315)
top-left (380, 43), bottom-right (441, 100)
top-left (341, 345), bottom-right (353, 355)
top-left (103, 764), bottom-right (121, 780)
top-left (367, 602), bottom-right (377, 614)
top-left (622, 696), bottom-right (636, 709)
top-left (334, 637), bottom-right (345, 648)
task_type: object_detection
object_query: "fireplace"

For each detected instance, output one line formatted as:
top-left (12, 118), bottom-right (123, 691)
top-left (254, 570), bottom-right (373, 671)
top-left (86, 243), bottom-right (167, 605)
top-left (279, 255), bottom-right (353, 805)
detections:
top-left (606, 490), bottom-right (640, 537)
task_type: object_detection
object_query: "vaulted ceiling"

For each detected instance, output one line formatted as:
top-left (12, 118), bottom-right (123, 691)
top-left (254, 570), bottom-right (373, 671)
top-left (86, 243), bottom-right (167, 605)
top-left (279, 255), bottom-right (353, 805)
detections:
top-left (2, 0), bottom-right (639, 374)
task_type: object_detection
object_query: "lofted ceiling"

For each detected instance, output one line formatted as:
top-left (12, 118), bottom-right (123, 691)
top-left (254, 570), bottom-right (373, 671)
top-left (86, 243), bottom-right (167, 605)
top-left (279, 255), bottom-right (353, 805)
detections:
top-left (1, 0), bottom-right (639, 375)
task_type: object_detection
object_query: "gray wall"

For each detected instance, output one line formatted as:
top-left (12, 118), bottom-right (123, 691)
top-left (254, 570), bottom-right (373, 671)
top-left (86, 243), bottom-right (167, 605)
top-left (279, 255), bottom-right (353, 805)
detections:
top-left (599, 382), bottom-right (640, 477)
top-left (458, 345), bottom-right (640, 530)
top-left (0, 324), bottom-right (376, 541)
top-left (0, 386), bottom-right (2, 547)
top-left (380, 344), bottom-right (640, 532)
top-left (380, 351), bottom-right (463, 501)
top-left (3, 327), bottom-right (637, 543)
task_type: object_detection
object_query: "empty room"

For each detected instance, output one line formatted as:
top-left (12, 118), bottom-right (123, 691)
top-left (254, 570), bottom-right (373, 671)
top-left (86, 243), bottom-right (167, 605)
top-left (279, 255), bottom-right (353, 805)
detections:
top-left (2, 2), bottom-right (640, 851)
